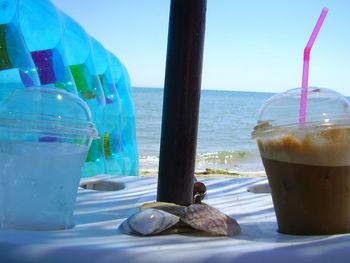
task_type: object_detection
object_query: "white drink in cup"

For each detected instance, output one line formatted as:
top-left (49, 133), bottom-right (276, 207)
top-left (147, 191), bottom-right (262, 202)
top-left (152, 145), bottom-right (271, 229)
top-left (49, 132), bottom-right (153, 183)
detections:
top-left (0, 87), bottom-right (97, 230)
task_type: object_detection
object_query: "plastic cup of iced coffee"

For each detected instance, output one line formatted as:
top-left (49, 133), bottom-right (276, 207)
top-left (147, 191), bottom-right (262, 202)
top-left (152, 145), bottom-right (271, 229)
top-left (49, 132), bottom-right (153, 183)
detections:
top-left (252, 87), bottom-right (350, 235)
top-left (0, 87), bottom-right (97, 230)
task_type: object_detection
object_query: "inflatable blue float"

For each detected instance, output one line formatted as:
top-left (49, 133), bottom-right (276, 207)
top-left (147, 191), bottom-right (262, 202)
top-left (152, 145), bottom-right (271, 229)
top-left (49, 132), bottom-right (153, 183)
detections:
top-left (0, 0), bottom-right (139, 177)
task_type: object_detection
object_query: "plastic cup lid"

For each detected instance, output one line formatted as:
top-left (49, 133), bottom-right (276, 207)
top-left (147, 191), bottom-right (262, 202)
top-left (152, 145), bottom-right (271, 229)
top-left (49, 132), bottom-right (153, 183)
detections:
top-left (0, 87), bottom-right (98, 138)
top-left (252, 87), bottom-right (350, 138)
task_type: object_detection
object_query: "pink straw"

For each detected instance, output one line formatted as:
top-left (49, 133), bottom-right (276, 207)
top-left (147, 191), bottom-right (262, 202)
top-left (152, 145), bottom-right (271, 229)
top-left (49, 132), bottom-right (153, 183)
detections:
top-left (299, 7), bottom-right (328, 124)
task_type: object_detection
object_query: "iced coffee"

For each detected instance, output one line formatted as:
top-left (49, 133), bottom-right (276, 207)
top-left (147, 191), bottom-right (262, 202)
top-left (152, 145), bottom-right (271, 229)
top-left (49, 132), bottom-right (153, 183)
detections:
top-left (253, 87), bottom-right (350, 235)
top-left (257, 127), bottom-right (350, 234)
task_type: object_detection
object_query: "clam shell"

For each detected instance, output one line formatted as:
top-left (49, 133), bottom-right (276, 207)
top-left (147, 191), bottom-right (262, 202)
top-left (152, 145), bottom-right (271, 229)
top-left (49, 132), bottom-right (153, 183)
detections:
top-left (181, 204), bottom-right (241, 236)
top-left (119, 219), bottom-right (136, 235)
top-left (127, 208), bottom-right (180, 236)
top-left (140, 202), bottom-right (186, 218)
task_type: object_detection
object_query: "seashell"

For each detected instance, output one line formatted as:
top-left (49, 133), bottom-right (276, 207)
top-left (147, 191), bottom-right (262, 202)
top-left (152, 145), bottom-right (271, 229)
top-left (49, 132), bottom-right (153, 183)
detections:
top-left (193, 181), bottom-right (207, 204)
top-left (140, 201), bottom-right (178, 210)
top-left (126, 208), bottom-right (180, 236)
top-left (140, 202), bottom-right (186, 218)
top-left (119, 219), bottom-right (136, 235)
top-left (181, 204), bottom-right (241, 236)
top-left (120, 202), bottom-right (241, 236)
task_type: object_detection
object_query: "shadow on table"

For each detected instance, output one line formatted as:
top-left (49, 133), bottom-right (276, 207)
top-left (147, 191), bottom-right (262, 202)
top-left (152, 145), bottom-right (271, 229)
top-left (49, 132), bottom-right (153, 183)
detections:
top-left (4, 177), bottom-right (348, 263)
top-left (3, 233), bottom-right (350, 263)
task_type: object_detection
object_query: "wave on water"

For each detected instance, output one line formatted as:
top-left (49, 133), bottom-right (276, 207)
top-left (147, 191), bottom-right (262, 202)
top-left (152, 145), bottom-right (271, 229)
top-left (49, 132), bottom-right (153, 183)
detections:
top-left (134, 88), bottom-right (272, 173)
top-left (139, 150), bottom-right (264, 172)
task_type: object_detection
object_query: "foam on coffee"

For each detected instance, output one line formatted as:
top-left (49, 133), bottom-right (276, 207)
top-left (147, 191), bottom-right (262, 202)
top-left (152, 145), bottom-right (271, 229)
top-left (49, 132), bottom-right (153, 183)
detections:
top-left (257, 127), bottom-right (350, 167)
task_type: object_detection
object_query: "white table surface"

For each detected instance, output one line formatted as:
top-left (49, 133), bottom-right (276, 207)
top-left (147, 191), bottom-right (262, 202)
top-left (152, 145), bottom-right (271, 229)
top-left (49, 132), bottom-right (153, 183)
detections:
top-left (1, 175), bottom-right (350, 263)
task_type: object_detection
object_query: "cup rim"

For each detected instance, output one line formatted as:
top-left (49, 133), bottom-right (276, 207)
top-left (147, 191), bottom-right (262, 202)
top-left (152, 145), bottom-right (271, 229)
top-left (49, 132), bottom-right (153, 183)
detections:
top-left (0, 112), bottom-right (98, 139)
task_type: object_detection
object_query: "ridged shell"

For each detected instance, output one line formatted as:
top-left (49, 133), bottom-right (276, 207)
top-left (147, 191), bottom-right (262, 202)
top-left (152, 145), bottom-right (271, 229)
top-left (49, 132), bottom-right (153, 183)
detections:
top-left (126, 208), bottom-right (180, 236)
top-left (181, 204), bottom-right (241, 236)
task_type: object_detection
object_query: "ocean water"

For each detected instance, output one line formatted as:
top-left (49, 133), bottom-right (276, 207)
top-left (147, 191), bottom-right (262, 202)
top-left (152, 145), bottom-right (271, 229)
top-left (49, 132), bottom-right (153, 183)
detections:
top-left (133, 87), bottom-right (274, 172)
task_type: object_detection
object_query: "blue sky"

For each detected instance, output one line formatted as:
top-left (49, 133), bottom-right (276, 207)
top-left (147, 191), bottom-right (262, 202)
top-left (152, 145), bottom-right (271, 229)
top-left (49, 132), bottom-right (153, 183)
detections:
top-left (52, 0), bottom-right (350, 95)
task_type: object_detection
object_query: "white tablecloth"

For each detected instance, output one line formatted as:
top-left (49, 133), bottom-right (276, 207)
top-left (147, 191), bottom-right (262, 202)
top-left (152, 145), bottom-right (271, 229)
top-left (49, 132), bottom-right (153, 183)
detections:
top-left (1, 176), bottom-right (350, 263)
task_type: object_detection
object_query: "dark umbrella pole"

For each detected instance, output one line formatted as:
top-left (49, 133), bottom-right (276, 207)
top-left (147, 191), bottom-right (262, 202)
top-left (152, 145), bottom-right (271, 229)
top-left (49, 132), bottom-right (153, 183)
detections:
top-left (157, 0), bottom-right (207, 206)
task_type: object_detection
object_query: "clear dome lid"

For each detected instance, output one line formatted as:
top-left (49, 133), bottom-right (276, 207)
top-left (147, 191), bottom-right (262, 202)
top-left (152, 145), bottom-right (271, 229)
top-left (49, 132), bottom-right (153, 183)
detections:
top-left (0, 87), bottom-right (97, 138)
top-left (253, 87), bottom-right (350, 138)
